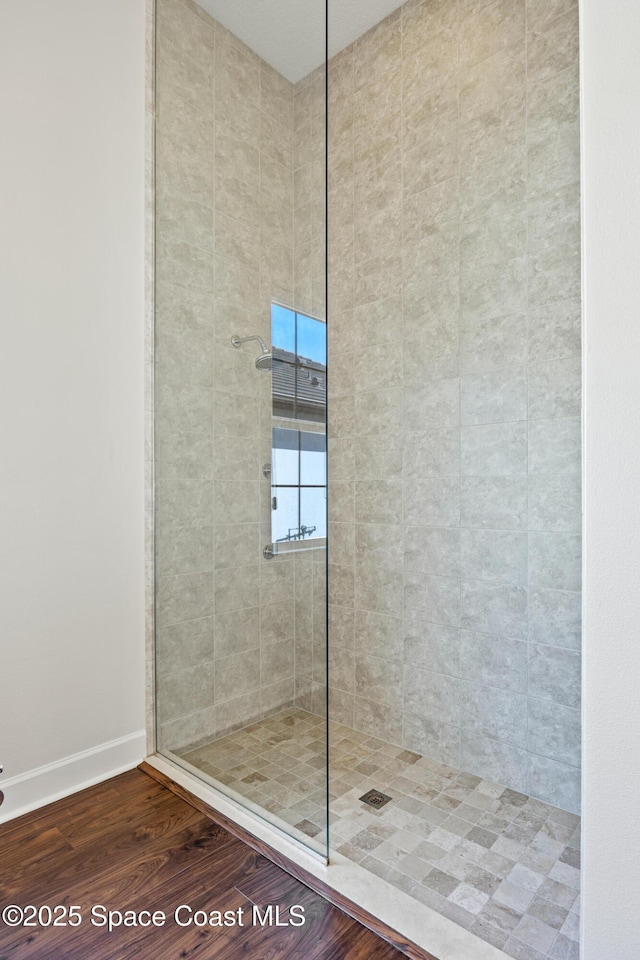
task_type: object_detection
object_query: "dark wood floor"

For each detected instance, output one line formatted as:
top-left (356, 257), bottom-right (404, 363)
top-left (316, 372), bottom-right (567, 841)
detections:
top-left (0, 768), bottom-right (406, 960)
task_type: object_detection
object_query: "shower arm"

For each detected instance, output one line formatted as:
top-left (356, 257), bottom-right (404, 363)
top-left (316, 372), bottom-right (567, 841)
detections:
top-left (231, 334), bottom-right (269, 353)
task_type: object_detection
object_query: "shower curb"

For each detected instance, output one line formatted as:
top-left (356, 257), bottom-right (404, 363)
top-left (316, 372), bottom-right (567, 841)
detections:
top-left (139, 760), bottom-right (439, 960)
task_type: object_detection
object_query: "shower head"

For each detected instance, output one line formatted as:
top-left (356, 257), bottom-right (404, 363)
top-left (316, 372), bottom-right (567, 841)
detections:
top-left (231, 334), bottom-right (273, 371)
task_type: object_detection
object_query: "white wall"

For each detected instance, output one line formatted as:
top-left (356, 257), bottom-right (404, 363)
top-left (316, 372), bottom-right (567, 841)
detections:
top-left (581, 1), bottom-right (640, 957)
top-left (0, 0), bottom-right (146, 818)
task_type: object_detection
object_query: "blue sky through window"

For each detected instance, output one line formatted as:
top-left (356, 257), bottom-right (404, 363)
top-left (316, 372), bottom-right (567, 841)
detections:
top-left (271, 304), bottom-right (326, 366)
top-left (271, 428), bottom-right (326, 542)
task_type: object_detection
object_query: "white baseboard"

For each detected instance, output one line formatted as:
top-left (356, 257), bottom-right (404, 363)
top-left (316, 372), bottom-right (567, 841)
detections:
top-left (0, 731), bottom-right (147, 824)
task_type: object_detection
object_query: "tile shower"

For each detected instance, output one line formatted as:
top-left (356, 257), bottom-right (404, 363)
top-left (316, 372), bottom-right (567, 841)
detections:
top-left (152, 0), bottom-right (581, 958)
top-left (326, 0), bottom-right (581, 814)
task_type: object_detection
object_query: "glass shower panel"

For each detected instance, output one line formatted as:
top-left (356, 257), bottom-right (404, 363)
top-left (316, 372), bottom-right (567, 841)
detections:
top-left (154, 0), bottom-right (328, 857)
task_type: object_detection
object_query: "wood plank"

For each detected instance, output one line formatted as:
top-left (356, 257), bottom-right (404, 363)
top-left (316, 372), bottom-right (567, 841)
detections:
top-left (0, 793), bottom-right (202, 901)
top-left (0, 768), bottom-right (424, 960)
top-left (0, 826), bottom-right (73, 874)
top-left (3, 846), bottom-right (264, 960)
top-left (56, 780), bottom-right (188, 848)
top-left (0, 769), bottom-right (150, 845)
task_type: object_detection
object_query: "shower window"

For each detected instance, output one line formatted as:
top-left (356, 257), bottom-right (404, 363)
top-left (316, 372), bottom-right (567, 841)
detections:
top-left (269, 303), bottom-right (327, 548)
top-left (271, 303), bottom-right (326, 423)
top-left (271, 428), bottom-right (327, 543)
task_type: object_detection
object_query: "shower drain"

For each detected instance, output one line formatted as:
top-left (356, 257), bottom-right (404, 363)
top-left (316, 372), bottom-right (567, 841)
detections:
top-left (359, 789), bottom-right (392, 809)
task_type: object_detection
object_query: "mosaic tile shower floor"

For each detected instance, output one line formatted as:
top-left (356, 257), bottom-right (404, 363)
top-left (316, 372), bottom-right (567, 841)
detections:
top-left (179, 708), bottom-right (580, 960)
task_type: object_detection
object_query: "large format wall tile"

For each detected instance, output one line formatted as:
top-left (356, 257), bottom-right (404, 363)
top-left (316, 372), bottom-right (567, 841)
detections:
top-left (355, 654), bottom-right (403, 704)
top-left (156, 0), bottom-right (300, 747)
top-left (156, 572), bottom-right (214, 627)
top-left (459, 630), bottom-right (527, 694)
top-left (157, 618), bottom-right (214, 673)
top-left (528, 696), bottom-right (581, 767)
top-left (461, 580), bottom-right (528, 640)
top-left (355, 609), bottom-right (404, 661)
top-left (460, 732), bottom-right (529, 794)
top-left (404, 620), bottom-right (461, 676)
top-left (461, 529), bottom-right (528, 586)
top-left (404, 571), bottom-right (462, 626)
top-left (460, 368), bottom-right (528, 426)
top-left (528, 587), bottom-right (581, 650)
top-left (326, 0), bottom-right (581, 811)
top-left (404, 665), bottom-right (462, 728)
top-left (156, 524), bottom-right (214, 579)
top-left (459, 311), bottom-right (528, 375)
top-left (527, 8), bottom-right (579, 84)
top-left (214, 607), bottom-right (260, 659)
top-left (527, 753), bottom-right (580, 813)
top-left (403, 712), bottom-right (459, 767)
top-left (460, 477), bottom-right (528, 530)
top-left (461, 422), bottom-right (528, 477)
top-left (528, 475), bottom-right (581, 532)
top-left (157, 662), bottom-right (215, 724)
top-left (528, 643), bottom-right (581, 709)
top-left (529, 532), bottom-right (582, 591)
top-left (404, 526), bottom-right (461, 578)
top-left (459, 682), bottom-right (528, 749)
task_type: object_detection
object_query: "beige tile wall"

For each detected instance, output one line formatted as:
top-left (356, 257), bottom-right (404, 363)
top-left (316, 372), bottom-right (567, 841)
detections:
top-left (155, 0), bottom-right (300, 749)
top-left (325, 0), bottom-right (581, 813)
